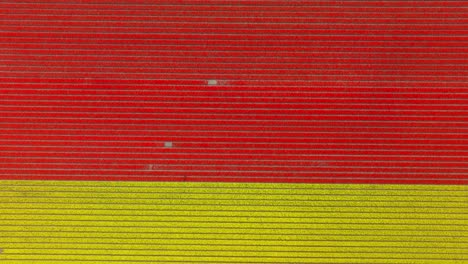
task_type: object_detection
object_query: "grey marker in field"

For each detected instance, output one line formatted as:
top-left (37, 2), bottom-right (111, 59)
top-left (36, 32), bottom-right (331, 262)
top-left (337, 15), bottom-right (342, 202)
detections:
top-left (164, 142), bottom-right (173, 148)
top-left (207, 80), bottom-right (218, 86)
